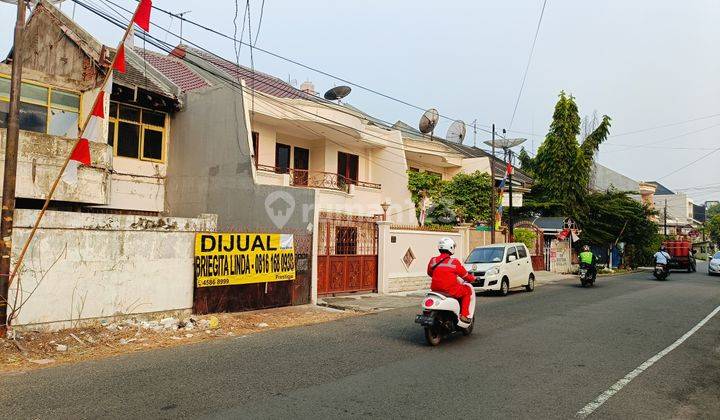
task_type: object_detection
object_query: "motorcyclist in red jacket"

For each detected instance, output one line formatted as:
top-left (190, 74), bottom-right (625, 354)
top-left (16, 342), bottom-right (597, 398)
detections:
top-left (427, 237), bottom-right (476, 323)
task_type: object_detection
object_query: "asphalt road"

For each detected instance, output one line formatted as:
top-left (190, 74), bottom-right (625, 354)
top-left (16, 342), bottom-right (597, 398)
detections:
top-left (3, 264), bottom-right (720, 419)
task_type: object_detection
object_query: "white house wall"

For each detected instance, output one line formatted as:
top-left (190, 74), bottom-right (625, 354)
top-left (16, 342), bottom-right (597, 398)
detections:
top-left (8, 210), bottom-right (217, 329)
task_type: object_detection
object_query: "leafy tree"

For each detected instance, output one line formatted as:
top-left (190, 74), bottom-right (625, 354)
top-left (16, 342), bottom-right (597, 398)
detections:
top-left (406, 170), bottom-right (491, 225)
top-left (579, 190), bottom-right (659, 267)
top-left (443, 171), bottom-right (492, 224)
top-left (518, 91), bottom-right (611, 219)
top-left (407, 170), bottom-right (444, 220)
top-left (514, 228), bottom-right (537, 252)
top-left (707, 213), bottom-right (720, 246)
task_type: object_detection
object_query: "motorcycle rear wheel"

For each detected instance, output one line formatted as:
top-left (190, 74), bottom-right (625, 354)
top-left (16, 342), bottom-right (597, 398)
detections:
top-left (461, 318), bottom-right (474, 336)
top-left (425, 327), bottom-right (442, 346)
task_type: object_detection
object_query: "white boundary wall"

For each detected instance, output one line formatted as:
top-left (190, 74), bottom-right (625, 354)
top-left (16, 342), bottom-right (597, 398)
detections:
top-left (8, 210), bottom-right (217, 329)
top-left (377, 222), bottom-right (469, 293)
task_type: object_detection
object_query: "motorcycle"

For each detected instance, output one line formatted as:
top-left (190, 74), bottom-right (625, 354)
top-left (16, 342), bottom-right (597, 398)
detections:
top-left (415, 283), bottom-right (476, 346)
top-left (579, 264), bottom-right (595, 287)
top-left (653, 263), bottom-right (669, 280)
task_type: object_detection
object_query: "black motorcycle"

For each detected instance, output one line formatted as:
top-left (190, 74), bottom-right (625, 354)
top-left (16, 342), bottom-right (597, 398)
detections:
top-left (653, 263), bottom-right (669, 280)
top-left (579, 263), bottom-right (596, 287)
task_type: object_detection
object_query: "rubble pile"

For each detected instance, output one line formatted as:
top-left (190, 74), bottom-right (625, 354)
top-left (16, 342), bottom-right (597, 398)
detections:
top-left (1, 306), bottom-right (353, 372)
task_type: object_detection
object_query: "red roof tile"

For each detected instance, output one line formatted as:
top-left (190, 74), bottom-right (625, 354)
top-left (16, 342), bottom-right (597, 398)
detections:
top-left (136, 48), bottom-right (210, 93)
top-left (181, 46), bottom-right (313, 100)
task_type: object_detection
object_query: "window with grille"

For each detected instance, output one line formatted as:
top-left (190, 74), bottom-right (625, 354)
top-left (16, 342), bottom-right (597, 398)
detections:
top-left (335, 226), bottom-right (358, 255)
top-left (107, 101), bottom-right (167, 162)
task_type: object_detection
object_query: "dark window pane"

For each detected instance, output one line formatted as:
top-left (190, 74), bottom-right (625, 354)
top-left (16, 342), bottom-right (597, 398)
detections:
top-left (107, 121), bottom-right (115, 146)
top-left (117, 122), bottom-right (140, 158)
top-left (518, 246), bottom-right (528, 259)
top-left (19, 102), bottom-right (47, 133)
top-left (142, 110), bottom-right (165, 127)
top-left (0, 78), bottom-right (9, 98)
top-left (337, 152), bottom-right (359, 183)
top-left (20, 82), bottom-right (48, 103)
top-left (109, 102), bottom-right (118, 118)
top-left (142, 129), bottom-right (163, 160)
top-left (275, 143), bottom-right (291, 173)
top-left (119, 104), bottom-right (140, 122)
top-left (252, 132), bottom-right (259, 165)
top-left (48, 108), bottom-right (78, 137)
top-left (348, 154), bottom-right (359, 182)
top-left (0, 101), bottom-right (7, 128)
top-left (50, 90), bottom-right (80, 109)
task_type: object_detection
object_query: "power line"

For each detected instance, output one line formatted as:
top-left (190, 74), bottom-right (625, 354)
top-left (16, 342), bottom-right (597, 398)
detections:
top-left (76, 0), bottom-right (508, 182)
top-left (93, 0), bottom-right (503, 148)
top-left (114, 0), bottom-right (496, 134)
top-left (602, 122), bottom-right (720, 153)
top-left (254, 0), bottom-right (266, 46)
top-left (656, 146), bottom-right (720, 181)
top-left (508, 0), bottom-right (548, 130)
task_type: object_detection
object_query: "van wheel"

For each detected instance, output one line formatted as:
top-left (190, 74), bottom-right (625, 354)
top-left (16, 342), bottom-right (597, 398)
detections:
top-left (498, 278), bottom-right (509, 296)
top-left (424, 327), bottom-right (442, 346)
top-left (525, 274), bottom-right (535, 292)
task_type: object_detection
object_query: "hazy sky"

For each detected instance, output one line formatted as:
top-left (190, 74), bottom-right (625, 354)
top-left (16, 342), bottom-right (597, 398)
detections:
top-left (2, 0), bottom-right (719, 203)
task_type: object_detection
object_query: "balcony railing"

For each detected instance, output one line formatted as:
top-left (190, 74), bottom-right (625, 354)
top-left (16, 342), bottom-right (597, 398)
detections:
top-left (255, 164), bottom-right (381, 192)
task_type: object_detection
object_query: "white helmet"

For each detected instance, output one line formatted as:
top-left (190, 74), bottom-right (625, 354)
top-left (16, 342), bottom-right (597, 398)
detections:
top-left (438, 237), bottom-right (456, 254)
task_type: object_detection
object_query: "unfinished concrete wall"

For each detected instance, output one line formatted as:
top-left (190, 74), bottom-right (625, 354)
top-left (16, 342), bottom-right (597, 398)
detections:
top-left (166, 86), bottom-right (315, 231)
top-left (0, 129), bottom-right (111, 204)
top-left (8, 210), bottom-right (217, 329)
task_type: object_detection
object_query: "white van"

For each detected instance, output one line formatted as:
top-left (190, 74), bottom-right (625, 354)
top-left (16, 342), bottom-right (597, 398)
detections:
top-left (463, 243), bottom-right (535, 296)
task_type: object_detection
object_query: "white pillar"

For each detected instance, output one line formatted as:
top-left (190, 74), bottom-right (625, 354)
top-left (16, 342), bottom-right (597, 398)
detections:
top-left (376, 220), bottom-right (392, 294)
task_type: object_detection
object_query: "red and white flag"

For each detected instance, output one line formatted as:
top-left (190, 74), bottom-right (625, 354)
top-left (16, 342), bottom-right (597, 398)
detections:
top-left (134, 0), bottom-right (152, 32)
top-left (62, 139), bottom-right (91, 185)
top-left (62, 75), bottom-right (112, 184)
top-left (112, 28), bottom-right (134, 74)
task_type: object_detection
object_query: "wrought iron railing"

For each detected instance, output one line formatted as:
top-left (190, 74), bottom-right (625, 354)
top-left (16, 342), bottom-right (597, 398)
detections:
top-left (255, 164), bottom-right (381, 192)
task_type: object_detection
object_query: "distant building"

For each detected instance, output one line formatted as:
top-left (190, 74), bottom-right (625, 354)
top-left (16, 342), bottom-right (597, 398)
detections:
top-left (590, 162), bottom-right (639, 193)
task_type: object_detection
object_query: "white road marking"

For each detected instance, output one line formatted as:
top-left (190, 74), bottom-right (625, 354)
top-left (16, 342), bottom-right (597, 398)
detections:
top-left (576, 304), bottom-right (720, 418)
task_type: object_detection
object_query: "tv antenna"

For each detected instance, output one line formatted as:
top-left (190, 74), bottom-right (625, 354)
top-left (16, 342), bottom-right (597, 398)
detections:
top-left (418, 108), bottom-right (439, 138)
top-left (323, 85), bottom-right (352, 104)
top-left (174, 10), bottom-right (192, 44)
top-left (446, 120), bottom-right (467, 144)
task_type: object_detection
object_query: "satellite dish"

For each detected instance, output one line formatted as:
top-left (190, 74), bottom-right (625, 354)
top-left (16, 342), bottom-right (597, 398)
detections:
top-left (324, 86), bottom-right (352, 102)
top-left (418, 108), bottom-right (439, 134)
top-left (446, 120), bottom-right (466, 144)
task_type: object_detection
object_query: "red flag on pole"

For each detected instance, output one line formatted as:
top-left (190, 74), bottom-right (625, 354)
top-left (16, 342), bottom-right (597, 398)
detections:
top-left (113, 43), bottom-right (126, 73)
top-left (62, 139), bottom-right (91, 184)
top-left (91, 91), bottom-right (105, 118)
top-left (134, 0), bottom-right (152, 32)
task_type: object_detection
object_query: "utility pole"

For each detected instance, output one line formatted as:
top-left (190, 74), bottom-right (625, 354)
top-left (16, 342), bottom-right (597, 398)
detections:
top-left (490, 124), bottom-right (496, 244)
top-left (0, 0), bottom-right (27, 336)
top-left (664, 199), bottom-right (668, 238)
top-left (508, 149), bottom-right (515, 241)
top-left (472, 119), bottom-right (477, 148)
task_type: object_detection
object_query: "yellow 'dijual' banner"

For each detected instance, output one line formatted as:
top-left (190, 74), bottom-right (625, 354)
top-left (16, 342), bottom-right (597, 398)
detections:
top-left (194, 233), bottom-right (295, 287)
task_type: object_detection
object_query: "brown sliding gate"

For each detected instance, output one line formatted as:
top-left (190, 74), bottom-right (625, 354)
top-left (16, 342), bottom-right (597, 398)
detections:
top-left (317, 212), bottom-right (379, 295)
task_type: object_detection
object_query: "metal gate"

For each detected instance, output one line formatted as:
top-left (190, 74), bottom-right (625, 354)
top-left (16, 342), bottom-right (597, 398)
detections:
top-left (193, 232), bottom-right (312, 315)
top-left (317, 212), bottom-right (379, 295)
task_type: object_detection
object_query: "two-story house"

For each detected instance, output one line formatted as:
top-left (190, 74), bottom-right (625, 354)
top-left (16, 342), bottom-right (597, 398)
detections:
top-left (140, 45), bottom-right (421, 298)
top-left (1, 0), bottom-right (179, 215)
